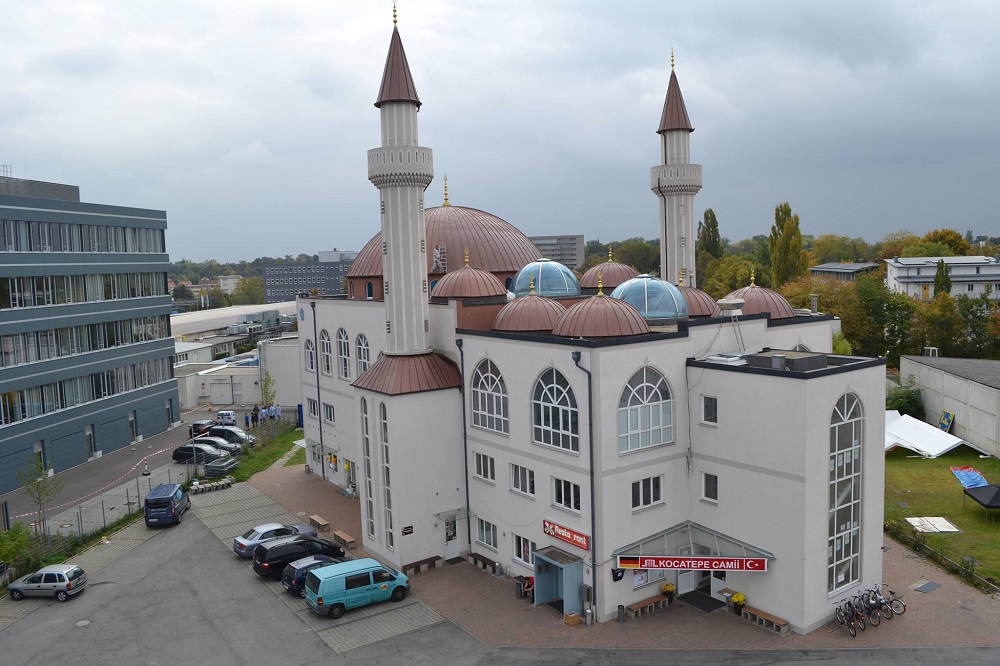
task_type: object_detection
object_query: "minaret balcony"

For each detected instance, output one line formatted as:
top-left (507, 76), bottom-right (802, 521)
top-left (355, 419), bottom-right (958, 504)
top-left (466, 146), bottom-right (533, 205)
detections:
top-left (650, 164), bottom-right (702, 194)
top-left (368, 146), bottom-right (434, 189)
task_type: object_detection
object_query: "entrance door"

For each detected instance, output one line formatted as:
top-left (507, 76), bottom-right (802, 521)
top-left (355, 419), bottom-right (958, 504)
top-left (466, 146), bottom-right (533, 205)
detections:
top-left (676, 545), bottom-right (696, 594)
top-left (443, 514), bottom-right (459, 559)
top-left (344, 459), bottom-right (357, 487)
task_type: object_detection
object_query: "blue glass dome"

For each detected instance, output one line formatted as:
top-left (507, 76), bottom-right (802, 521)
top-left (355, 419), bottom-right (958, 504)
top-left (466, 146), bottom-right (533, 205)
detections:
top-left (610, 275), bottom-right (689, 321)
top-left (512, 259), bottom-right (581, 297)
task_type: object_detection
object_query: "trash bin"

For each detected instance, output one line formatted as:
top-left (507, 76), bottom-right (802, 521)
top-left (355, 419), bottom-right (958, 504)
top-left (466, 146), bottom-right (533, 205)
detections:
top-left (515, 581), bottom-right (524, 599)
top-left (618, 604), bottom-right (625, 623)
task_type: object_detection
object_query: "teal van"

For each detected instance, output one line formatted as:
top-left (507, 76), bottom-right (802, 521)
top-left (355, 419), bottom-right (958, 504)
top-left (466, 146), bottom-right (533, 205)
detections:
top-left (143, 483), bottom-right (191, 526)
top-left (305, 558), bottom-right (410, 618)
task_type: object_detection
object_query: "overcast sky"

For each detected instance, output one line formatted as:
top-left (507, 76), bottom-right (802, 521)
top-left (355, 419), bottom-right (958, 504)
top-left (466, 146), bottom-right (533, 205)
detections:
top-left (2, 1), bottom-right (998, 263)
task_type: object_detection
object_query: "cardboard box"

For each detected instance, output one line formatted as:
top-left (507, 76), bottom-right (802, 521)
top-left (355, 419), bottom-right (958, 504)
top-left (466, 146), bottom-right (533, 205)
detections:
top-left (564, 612), bottom-right (581, 626)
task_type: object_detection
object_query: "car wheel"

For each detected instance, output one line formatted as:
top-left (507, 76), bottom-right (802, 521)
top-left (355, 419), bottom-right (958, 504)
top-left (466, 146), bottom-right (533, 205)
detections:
top-left (176, 510), bottom-right (182, 524)
top-left (56, 590), bottom-right (69, 602)
top-left (330, 604), bottom-right (346, 619)
top-left (299, 587), bottom-right (307, 599)
top-left (10, 589), bottom-right (24, 601)
top-left (391, 586), bottom-right (406, 602)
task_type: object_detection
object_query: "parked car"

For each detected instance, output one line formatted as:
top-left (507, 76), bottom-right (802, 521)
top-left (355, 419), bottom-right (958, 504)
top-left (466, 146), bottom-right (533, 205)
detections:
top-left (216, 410), bottom-right (237, 426)
top-left (171, 443), bottom-right (230, 465)
top-left (144, 483), bottom-right (191, 526)
top-left (188, 419), bottom-right (218, 439)
top-left (305, 558), bottom-right (409, 618)
top-left (207, 426), bottom-right (257, 449)
top-left (281, 554), bottom-right (336, 597)
top-left (8, 564), bottom-right (87, 602)
top-left (252, 535), bottom-right (344, 579)
top-left (232, 522), bottom-right (317, 558)
top-left (192, 435), bottom-right (242, 457)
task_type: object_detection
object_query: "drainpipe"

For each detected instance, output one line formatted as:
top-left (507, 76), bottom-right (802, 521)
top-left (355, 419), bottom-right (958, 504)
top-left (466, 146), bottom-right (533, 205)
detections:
top-left (572, 349), bottom-right (598, 618)
top-left (456, 339), bottom-right (472, 549)
top-left (310, 301), bottom-right (326, 480)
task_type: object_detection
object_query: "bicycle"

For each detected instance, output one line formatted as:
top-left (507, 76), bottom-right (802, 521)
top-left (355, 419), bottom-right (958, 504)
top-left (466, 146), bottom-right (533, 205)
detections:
top-left (846, 596), bottom-right (866, 631)
top-left (864, 584), bottom-right (895, 620)
top-left (345, 483), bottom-right (360, 501)
top-left (856, 591), bottom-right (880, 627)
top-left (834, 601), bottom-right (857, 637)
top-left (880, 583), bottom-right (906, 616)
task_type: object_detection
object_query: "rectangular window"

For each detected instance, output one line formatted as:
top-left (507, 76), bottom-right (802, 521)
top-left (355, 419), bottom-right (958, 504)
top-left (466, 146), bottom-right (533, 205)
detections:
top-left (702, 396), bottom-right (718, 425)
top-left (323, 402), bottom-right (335, 423)
top-left (553, 477), bottom-right (581, 512)
top-left (477, 518), bottom-right (498, 550)
top-left (631, 476), bottom-right (662, 510)
top-left (702, 472), bottom-right (719, 502)
top-left (967, 284), bottom-right (975, 292)
top-left (307, 398), bottom-right (318, 417)
top-left (511, 464), bottom-right (535, 496)
top-left (474, 452), bottom-right (495, 481)
top-left (513, 534), bottom-right (535, 567)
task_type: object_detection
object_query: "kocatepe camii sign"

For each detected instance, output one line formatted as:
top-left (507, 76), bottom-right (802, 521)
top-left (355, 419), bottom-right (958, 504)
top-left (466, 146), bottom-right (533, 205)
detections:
top-left (616, 556), bottom-right (768, 571)
top-left (542, 519), bottom-right (590, 551)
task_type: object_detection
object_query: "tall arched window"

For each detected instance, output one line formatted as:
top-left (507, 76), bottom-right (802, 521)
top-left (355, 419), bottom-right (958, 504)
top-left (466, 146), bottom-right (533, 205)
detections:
top-left (471, 359), bottom-right (508, 434)
top-left (532, 368), bottom-right (578, 452)
top-left (617, 366), bottom-right (673, 453)
top-left (380, 402), bottom-right (394, 550)
top-left (365, 281), bottom-right (373, 299)
top-left (361, 398), bottom-right (375, 539)
top-left (304, 339), bottom-right (315, 371)
top-left (337, 328), bottom-right (350, 379)
top-left (829, 392), bottom-right (864, 593)
top-left (356, 334), bottom-right (371, 375)
top-left (320, 329), bottom-right (333, 375)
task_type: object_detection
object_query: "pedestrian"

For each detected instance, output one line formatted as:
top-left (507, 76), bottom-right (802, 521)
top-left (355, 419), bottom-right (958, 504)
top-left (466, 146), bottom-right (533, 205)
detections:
top-left (275, 403), bottom-right (282, 421)
top-left (251, 405), bottom-right (259, 428)
top-left (269, 404), bottom-right (275, 421)
top-left (244, 412), bottom-right (250, 430)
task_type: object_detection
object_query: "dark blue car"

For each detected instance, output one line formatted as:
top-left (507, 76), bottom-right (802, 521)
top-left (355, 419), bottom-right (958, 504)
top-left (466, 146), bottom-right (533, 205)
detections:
top-left (281, 555), bottom-right (336, 597)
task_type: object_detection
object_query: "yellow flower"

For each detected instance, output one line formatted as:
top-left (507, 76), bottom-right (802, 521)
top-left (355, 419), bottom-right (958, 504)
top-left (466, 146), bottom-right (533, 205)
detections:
top-left (661, 583), bottom-right (675, 594)
top-left (731, 592), bottom-right (746, 605)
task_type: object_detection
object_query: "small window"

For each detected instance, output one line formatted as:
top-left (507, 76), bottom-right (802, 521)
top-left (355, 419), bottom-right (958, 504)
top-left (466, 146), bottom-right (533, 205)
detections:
top-left (631, 476), bottom-right (662, 510)
top-left (703, 472), bottom-right (719, 502)
top-left (477, 518), bottom-right (498, 549)
top-left (967, 284), bottom-right (974, 292)
top-left (702, 396), bottom-right (718, 425)
top-left (511, 464), bottom-right (535, 496)
top-left (513, 534), bottom-right (535, 567)
top-left (345, 573), bottom-right (371, 590)
top-left (553, 477), bottom-right (581, 512)
top-left (307, 398), bottom-right (318, 417)
top-left (323, 403), bottom-right (335, 423)
top-left (474, 452), bottom-right (495, 482)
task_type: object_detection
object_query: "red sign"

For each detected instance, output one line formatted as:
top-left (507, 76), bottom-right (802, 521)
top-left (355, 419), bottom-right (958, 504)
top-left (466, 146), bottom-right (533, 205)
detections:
top-left (543, 519), bottom-right (590, 551)
top-left (616, 556), bottom-right (768, 572)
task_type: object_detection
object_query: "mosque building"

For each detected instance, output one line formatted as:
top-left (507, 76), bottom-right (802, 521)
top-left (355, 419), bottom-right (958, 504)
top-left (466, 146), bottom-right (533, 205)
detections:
top-left (293, 16), bottom-right (886, 633)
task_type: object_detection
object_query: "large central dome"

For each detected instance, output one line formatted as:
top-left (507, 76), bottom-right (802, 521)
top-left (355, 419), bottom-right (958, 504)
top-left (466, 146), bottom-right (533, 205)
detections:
top-left (348, 205), bottom-right (542, 279)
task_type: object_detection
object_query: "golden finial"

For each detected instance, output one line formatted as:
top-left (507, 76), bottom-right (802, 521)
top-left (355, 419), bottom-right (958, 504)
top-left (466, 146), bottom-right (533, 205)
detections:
top-left (597, 273), bottom-right (604, 296)
top-left (750, 268), bottom-right (756, 287)
top-left (607, 244), bottom-right (614, 262)
top-left (529, 275), bottom-right (536, 295)
top-left (393, 2), bottom-right (397, 26)
top-left (464, 247), bottom-right (470, 268)
top-left (671, 48), bottom-right (675, 72)
top-left (443, 174), bottom-right (450, 206)
top-left (678, 270), bottom-right (684, 287)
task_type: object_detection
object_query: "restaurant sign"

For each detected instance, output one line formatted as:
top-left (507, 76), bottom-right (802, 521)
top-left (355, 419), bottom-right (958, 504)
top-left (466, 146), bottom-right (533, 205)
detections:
top-left (543, 519), bottom-right (590, 551)
top-left (616, 556), bottom-right (768, 571)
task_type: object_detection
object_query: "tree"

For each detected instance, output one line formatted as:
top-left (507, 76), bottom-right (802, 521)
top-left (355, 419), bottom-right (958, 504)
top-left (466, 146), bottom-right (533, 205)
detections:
top-left (916, 294), bottom-right (963, 357)
top-left (886, 375), bottom-right (925, 420)
top-left (854, 273), bottom-right (915, 366)
top-left (767, 202), bottom-right (809, 289)
top-left (701, 255), bottom-right (762, 300)
top-left (0, 522), bottom-right (31, 580)
top-left (172, 284), bottom-right (193, 300)
top-left (16, 455), bottom-right (64, 533)
top-left (258, 371), bottom-right (277, 446)
top-left (874, 230), bottom-right (920, 260)
top-left (924, 228), bottom-right (972, 256)
top-left (933, 259), bottom-right (951, 296)
top-left (954, 290), bottom-right (998, 359)
top-left (696, 209), bottom-right (724, 259)
top-left (902, 240), bottom-right (955, 258)
top-left (615, 238), bottom-right (660, 275)
top-left (779, 276), bottom-right (873, 354)
top-left (809, 234), bottom-right (873, 264)
top-left (230, 276), bottom-right (263, 305)
top-left (832, 331), bottom-right (853, 355)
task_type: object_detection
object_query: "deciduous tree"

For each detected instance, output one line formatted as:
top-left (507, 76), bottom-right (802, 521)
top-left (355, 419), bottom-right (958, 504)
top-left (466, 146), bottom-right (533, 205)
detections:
top-left (16, 456), bottom-right (64, 533)
top-left (767, 202), bottom-right (809, 288)
top-left (924, 228), bottom-right (972, 256)
top-left (933, 259), bottom-right (951, 296)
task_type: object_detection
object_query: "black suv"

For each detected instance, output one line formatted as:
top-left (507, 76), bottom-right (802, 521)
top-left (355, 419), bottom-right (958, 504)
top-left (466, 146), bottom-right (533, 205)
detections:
top-left (188, 420), bottom-right (217, 438)
top-left (171, 443), bottom-right (229, 464)
top-left (251, 535), bottom-right (345, 579)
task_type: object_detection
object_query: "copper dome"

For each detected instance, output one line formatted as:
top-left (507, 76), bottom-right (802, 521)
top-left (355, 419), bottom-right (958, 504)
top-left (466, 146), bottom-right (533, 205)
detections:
top-left (552, 295), bottom-right (650, 338)
top-left (580, 261), bottom-right (639, 290)
top-left (348, 205), bottom-right (542, 279)
top-left (714, 284), bottom-right (796, 320)
top-left (493, 295), bottom-right (566, 333)
top-left (431, 265), bottom-right (507, 299)
top-left (677, 285), bottom-right (717, 317)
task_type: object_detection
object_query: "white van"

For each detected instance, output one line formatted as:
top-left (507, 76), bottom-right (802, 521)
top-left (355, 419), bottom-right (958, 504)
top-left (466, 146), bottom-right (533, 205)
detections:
top-left (305, 558), bottom-right (410, 619)
top-left (216, 410), bottom-right (237, 426)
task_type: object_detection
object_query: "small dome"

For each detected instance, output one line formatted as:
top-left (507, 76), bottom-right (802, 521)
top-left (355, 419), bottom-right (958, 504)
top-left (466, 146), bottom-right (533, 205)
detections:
top-left (610, 275), bottom-right (688, 321)
top-left (493, 295), bottom-right (566, 332)
top-left (431, 265), bottom-right (507, 299)
top-left (552, 295), bottom-right (650, 338)
top-left (677, 285), bottom-right (717, 317)
top-left (715, 284), bottom-right (796, 320)
top-left (580, 261), bottom-right (639, 291)
top-left (512, 259), bottom-right (580, 297)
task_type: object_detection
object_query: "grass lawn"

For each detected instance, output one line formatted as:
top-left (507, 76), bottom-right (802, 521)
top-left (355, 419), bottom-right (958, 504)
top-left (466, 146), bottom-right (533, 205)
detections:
top-left (884, 445), bottom-right (1000, 583)
top-left (230, 427), bottom-right (302, 483)
top-left (284, 446), bottom-right (306, 466)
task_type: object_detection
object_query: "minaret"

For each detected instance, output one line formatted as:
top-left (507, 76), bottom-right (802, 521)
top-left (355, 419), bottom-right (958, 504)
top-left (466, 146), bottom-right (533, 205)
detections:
top-left (368, 10), bottom-right (434, 355)
top-left (650, 50), bottom-right (702, 287)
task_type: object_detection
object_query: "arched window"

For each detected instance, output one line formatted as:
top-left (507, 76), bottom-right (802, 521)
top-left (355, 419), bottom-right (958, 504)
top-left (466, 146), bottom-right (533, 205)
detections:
top-left (361, 398), bottom-right (375, 539)
top-left (471, 359), bottom-right (508, 434)
top-left (380, 402), bottom-right (393, 550)
top-left (304, 339), bottom-right (315, 371)
top-left (337, 328), bottom-right (350, 379)
top-left (365, 281), bottom-right (373, 299)
top-left (617, 366), bottom-right (673, 453)
top-left (320, 329), bottom-right (333, 375)
top-left (532, 368), bottom-right (578, 452)
top-left (829, 392), bottom-right (864, 593)
top-left (356, 334), bottom-right (371, 375)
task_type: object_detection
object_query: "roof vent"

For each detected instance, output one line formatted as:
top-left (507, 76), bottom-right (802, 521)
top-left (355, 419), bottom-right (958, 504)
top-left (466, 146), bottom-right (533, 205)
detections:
top-left (715, 297), bottom-right (745, 311)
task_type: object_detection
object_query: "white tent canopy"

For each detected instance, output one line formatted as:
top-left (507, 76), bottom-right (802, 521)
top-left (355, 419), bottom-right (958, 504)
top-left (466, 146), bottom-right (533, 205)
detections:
top-left (884, 412), bottom-right (986, 458)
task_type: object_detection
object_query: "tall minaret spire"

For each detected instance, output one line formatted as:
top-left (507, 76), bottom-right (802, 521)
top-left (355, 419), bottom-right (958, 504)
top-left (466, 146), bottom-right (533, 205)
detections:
top-left (369, 10), bottom-right (434, 355)
top-left (650, 51), bottom-right (702, 287)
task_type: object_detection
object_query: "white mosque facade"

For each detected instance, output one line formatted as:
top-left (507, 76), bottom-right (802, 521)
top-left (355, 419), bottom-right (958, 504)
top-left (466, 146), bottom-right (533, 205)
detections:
top-left (292, 20), bottom-right (886, 635)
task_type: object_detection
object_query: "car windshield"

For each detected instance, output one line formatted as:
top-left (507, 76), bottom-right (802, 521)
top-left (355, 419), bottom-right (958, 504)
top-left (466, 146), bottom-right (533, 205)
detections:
top-left (241, 528), bottom-right (261, 540)
top-left (67, 567), bottom-right (85, 581)
top-left (283, 564), bottom-right (296, 577)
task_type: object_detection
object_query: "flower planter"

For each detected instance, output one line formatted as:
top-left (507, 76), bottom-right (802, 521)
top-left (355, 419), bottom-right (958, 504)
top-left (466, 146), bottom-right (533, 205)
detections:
top-left (734, 602), bottom-right (745, 616)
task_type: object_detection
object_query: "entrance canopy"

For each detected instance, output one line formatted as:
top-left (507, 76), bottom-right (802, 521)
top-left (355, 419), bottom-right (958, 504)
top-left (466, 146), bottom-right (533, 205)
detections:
top-left (884, 413), bottom-right (985, 458)
top-left (612, 520), bottom-right (775, 561)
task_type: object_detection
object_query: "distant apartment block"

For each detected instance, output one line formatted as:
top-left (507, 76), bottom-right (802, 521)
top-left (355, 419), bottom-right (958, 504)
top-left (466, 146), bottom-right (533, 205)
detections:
top-left (885, 255), bottom-right (1000, 301)
top-left (263, 249), bottom-right (357, 303)
top-left (528, 234), bottom-right (585, 269)
top-left (0, 176), bottom-right (180, 494)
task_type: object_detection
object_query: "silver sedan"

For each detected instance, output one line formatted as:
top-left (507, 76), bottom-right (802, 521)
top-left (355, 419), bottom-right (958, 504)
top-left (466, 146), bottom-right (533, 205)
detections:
top-left (232, 523), bottom-right (317, 558)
